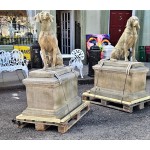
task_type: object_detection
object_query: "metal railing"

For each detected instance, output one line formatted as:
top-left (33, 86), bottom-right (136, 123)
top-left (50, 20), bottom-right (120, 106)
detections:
top-left (0, 37), bottom-right (38, 45)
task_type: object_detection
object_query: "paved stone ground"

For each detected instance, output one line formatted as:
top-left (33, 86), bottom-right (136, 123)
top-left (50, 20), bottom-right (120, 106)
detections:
top-left (0, 80), bottom-right (150, 140)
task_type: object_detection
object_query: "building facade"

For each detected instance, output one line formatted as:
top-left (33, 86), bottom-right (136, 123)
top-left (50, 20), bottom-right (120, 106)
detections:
top-left (5, 10), bottom-right (148, 63)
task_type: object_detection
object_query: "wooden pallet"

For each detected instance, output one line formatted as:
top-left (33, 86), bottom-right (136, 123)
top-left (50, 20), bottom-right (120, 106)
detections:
top-left (15, 101), bottom-right (90, 133)
top-left (82, 91), bottom-right (150, 113)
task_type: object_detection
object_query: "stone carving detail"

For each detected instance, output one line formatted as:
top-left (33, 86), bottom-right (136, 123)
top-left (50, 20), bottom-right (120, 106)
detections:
top-left (15, 11), bottom-right (83, 121)
top-left (91, 60), bottom-right (149, 101)
top-left (34, 11), bottom-right (63, 70)
top-left (110, 16), bottom-right (140, 62)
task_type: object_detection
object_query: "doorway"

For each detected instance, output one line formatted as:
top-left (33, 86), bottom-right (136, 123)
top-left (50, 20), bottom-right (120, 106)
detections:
top-left (56, 10), bottom-right (75, 54)
top-left (109, 10), bottom-right (132, 46)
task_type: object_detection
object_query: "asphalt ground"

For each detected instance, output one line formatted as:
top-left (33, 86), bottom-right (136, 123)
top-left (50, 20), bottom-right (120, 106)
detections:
top-left (0, 80), bottom-right (150, 140)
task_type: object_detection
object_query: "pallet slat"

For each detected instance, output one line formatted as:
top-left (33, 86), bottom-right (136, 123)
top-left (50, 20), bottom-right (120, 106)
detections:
top-left (15, 101), bottom-right (90, 133)
top-left (82, 91), bottom-right (150, 113)
top-left (82, 91), bottom-right (150, 105)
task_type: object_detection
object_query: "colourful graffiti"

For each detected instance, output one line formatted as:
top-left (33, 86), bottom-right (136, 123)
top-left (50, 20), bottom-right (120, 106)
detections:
top-left (86, 34), bottom-right (110, 57)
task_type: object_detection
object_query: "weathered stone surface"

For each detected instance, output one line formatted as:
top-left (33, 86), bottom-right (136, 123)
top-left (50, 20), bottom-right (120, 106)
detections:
top-left (90, 60), bottom-right (149, 102)
top-left (19, 66), bottom-right (82, 119)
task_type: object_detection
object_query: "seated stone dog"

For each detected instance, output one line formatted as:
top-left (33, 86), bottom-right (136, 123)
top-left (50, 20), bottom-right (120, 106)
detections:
top-left (110, 16), bottom-right (140, 62)
top-left (34, 11), bottom-right (63, 70)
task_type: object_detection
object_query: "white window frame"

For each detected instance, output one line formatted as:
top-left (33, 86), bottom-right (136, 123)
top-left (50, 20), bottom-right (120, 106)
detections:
top-left (61, 10), bottom-right (75, 54)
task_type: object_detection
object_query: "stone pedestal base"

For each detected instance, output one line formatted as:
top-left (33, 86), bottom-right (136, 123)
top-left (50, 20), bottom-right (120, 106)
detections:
top-left (90, 60), bottom-right (149, 102)
top-left (18, 66), bottom-right (82, 119)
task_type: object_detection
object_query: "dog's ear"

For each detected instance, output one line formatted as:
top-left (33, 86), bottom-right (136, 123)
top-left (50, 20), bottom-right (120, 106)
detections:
top-left (138, 24), bottom-right (140, 29)
top-left (49, 15), bottom-right (54, 22)
top-left (34, 13), bottom-right (41, 23)
top-left (136, 18), bottom-right (140, 30)
top-left (126, 17), bottom-right (132, 28)
top-left (136, 23), bottom-right (140, 31)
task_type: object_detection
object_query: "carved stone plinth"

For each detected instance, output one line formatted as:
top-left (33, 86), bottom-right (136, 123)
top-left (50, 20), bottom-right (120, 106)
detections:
top-left (18, 66), bottom-right (82, 119)
top-left (90, 60), bottom-right (149, 102)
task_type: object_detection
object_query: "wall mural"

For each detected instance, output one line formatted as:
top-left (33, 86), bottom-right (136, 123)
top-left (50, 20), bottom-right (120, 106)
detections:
top-left (86, 34), bottom-right (110, 57)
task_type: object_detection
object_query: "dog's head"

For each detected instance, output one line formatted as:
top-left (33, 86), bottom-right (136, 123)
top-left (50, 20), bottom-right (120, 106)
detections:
top-left (34, 11), bottom-right (54, 23)
top-left (126, 16), bottom-right (140, 30)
